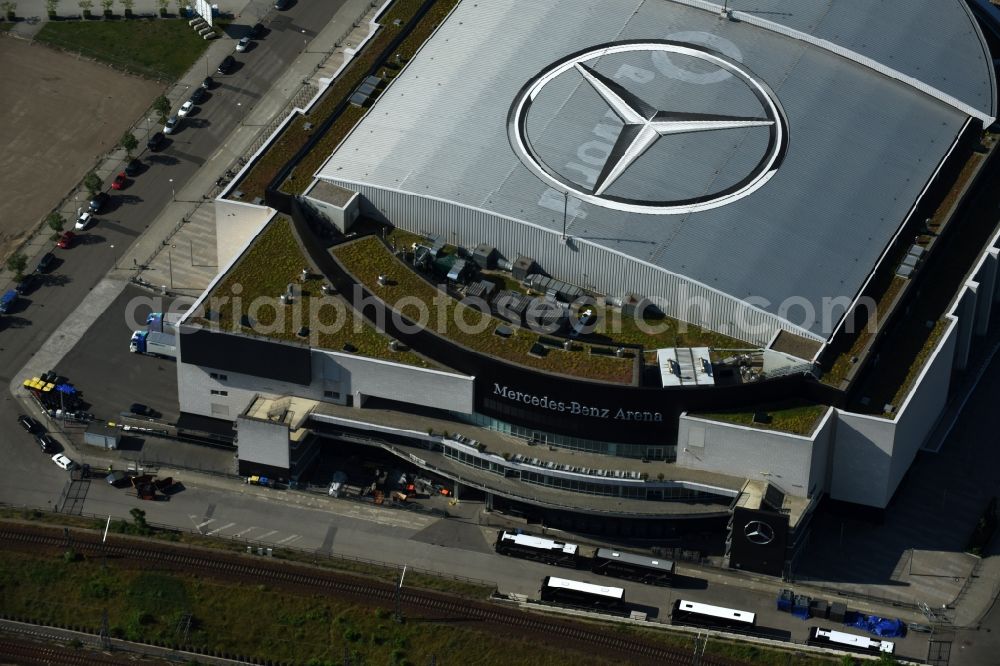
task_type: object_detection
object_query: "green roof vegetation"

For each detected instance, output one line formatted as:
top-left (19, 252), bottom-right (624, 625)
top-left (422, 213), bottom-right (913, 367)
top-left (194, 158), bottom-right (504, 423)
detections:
top-left (385, 227), bottom-right (751, 353)
top-left (193, 218), bottom-right (432, 369)
top-left (886, 317), bottom-right (949, 415)
top-left (823, 277), bottom-right (906, 386)
top-left (237, 0), bottom-right (459, 200)
top-left (35, 18), bottom-right (210, 81)
top-left (693, 401), bottom-right (830, 436)
top-left (333, 236), bottom-right (637, 384)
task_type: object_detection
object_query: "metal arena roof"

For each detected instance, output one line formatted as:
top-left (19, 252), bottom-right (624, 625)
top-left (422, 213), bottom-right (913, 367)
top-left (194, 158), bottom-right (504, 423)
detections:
top-left (317, 0), bottom-right (995, 338)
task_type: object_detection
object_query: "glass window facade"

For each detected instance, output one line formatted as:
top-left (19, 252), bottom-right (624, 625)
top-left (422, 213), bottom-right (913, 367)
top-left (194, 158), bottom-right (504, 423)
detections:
top-left (442, 444), bottom-right (718, 503)
top-left (454, 411), bottom-right (677, 461)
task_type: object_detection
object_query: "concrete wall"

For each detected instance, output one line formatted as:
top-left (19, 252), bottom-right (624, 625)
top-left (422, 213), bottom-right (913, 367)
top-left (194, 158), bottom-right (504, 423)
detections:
top-left (236, 415), bottom-right (289, 469)
top-left (214, 199), bottom-right (275, 270)
top-left (886, 318), bottom-right (958, 494)
top-left (676, 413), bottom-right (833, 498)
top-left (316, 350), bottom-right (474, 413)
top-left (830, 317), bottom-right (957, 507)
top-left (178, 341), bottom-right (474, 421)
top-left (828, 411), bottom-right (896, 507)
top-left (301, 191), bottom-right (360, 233)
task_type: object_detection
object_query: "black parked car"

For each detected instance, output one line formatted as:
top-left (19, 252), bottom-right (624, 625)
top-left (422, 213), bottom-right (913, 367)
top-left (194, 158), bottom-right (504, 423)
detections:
top-left (217, 55), bottom-right (235, 75)
top-left (274, 0), bottom-right (290, 10)
top-left (37, 434), bottom-right (57, 454)
top-left (17, 414), bottom-right (41, 433)
top-left (130, 403), bottom-right (160, 418)
top-left (15, 273), bottom-right (39, 295)
top-left (201, 76), bottom-right (213, 90)
top-left (88, 192), bottom-right (109, 213)
top-left (124, 159), bottom-right (142, 177)
top-left (249, 22), bottom-right (266, 39)
top-left (35, 252), bottom-right (56, 273)
top-left (189, 87), bottom-right (207, 104)
top-left (147, 132), bottom-right (165, 152)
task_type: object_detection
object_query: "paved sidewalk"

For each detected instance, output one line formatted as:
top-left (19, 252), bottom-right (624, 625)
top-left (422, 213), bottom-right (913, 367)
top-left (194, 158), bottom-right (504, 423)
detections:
top-left (134, 0), bottom-right (380, 294)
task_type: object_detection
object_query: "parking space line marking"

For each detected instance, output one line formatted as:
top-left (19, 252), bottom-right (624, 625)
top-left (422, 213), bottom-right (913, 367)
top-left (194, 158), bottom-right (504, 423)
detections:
top-left (276, 534), bottom-right (301, 545)
top-left (196, 519), bottom-right (215, 529)
top-left (206, 522), bottom-right (236, 536)
top-left (255, 530), bottom-right (278, 541)
top-left (233, 526), bottom-right (257, 538)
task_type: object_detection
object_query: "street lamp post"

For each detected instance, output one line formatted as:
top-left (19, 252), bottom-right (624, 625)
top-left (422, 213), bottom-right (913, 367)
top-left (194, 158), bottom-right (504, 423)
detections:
top-left (110, 244), bottom-right (117, 270)
top-left (169, 178), bottom-right (175, 200)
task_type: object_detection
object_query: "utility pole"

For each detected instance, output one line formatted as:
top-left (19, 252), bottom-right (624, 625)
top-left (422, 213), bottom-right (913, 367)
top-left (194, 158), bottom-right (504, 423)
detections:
top-left (394, 565), bottom-right (407, 623)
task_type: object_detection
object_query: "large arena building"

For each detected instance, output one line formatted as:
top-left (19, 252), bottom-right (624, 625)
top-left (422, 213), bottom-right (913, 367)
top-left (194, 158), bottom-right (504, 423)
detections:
top-left (179, 0), bottom-right (1000, 575)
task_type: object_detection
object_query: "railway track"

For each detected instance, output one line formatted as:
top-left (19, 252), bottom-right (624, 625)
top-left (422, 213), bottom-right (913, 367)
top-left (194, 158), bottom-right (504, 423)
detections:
top-left (0, 525), bottom-right (736, 666)
top-left (0, 636), bottom-right (127, 665)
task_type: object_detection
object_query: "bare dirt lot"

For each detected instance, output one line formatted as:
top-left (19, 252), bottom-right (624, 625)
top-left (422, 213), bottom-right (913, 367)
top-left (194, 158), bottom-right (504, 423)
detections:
top-left (0, 37), bottom-right (163, 262)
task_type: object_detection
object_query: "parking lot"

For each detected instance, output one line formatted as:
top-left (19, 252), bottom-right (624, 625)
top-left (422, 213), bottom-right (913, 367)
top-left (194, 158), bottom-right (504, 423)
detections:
top-left (53, 284), bottom-right (182, 425)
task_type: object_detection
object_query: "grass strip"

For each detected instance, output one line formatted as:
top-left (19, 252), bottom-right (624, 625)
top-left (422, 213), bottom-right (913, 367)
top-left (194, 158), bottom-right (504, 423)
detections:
top-left (333, 236), bottom-right (636, 383)
top-left (192, 217), bottom-right (432, 367)
top-left (238, 0), bottom-right (458, 200)
top-left (34, 18), bottom-right (209, 81)
top-left (0, 548), bottom-right (597, 665)
top-left (692, 401), bottom-right (829, 436)
top-left (885, 318), bottom-right (948, 414)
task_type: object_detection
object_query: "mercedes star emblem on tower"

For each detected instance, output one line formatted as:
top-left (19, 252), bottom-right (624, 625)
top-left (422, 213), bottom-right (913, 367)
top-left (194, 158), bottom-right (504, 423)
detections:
top-left (744, 520), bottom-right (775, 545)
top-left (508, 41), bottom-right (789, 215)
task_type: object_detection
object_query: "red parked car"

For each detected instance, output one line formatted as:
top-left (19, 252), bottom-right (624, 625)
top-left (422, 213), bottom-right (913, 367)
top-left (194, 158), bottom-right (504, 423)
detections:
top-left (57, 231), bottom-right (76, 249)
top-left (111, 172), bottom-right (128, 190)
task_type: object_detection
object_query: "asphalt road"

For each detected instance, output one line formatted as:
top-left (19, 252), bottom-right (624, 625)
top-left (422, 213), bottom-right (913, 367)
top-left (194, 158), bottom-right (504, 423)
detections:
top-left (0, 3), bottom-right (994, 663)
top-left (0, 0), bottom-right (347, 584)
top-left (52, 284), bottom-right (180, 425)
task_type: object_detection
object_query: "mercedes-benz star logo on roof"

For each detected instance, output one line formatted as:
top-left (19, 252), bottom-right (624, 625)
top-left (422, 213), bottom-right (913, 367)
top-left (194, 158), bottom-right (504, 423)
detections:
top-left (508, 41), bottom-right (789, 215)
top-left (744, 520), bottom-right (775, 545)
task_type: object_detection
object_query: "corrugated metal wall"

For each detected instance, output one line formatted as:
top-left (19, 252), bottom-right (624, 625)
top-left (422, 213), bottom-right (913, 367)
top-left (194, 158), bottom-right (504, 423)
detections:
top-left (337, 181), bottom-right (813, 347)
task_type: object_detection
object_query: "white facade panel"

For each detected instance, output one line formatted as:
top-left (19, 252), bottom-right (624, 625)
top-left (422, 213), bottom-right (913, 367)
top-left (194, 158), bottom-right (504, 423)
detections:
top-left (887, 318), bottom-right (957, 495)
top-left (315, 350), bottom-right (474, 414)
top-left (214, 199), bottom-right (274, 270)
top-left (236, 416), bottom-right (290, 469)
top-left (829, 411), bottom-right (895, 507)
top-left (676, 414), bottom-right (828, 497)
top-left (178, 341), bottom-right (473, 421)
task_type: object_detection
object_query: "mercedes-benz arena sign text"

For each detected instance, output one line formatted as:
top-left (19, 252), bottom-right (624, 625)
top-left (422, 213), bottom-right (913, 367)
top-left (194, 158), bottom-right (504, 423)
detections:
top-left (508, 40), bottom-right (789, 215)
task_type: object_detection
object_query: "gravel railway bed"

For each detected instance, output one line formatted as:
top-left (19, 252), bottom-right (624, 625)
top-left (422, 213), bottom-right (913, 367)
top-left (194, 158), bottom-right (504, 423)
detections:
top-left (0, 522), bottom-right (746, 666)
top-left (0, 634), bottom-right (142, 665)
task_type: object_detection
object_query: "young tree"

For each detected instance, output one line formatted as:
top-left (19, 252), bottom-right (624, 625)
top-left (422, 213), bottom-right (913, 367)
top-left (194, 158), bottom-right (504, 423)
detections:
top-left (83, 171), bottom-right (102, 197)
top-left (156, 0), bottom-right (168, 16)
top-left (152, 95), bottom-right (171, 124)
top-left (129, 507), bottom-right (150, 535)
top-left (45, 0), bottom-right (60, 18)
top-left (47, 212), bottom-right (65, 235)
top-left (119, 131), bottom-right (138, 159)
top-left (0, 1), bottom-right (17, 21)
top-left (78, 0), bottom-right (93, 18)
top-left (6, 252), bottom-right (27, 281)
top-left (174, 0), bottom-right (184, 16)
top-left (120, 0), bottom-right (133, 16)
top-left (100, 0), bottom-right (112, 15)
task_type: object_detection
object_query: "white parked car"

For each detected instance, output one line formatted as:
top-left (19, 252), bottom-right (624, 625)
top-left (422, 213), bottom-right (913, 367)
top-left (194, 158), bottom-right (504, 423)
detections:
top-left (75, 211), bottom-right (93, 230)
top-left (236, 36), bottom-right (251, 52)
top-left (51, 453), bottom-right (76, 470)
top-left (164, 115), bottom-right (179, 134)
top-left (178, 100), bottom-right (194, 117)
